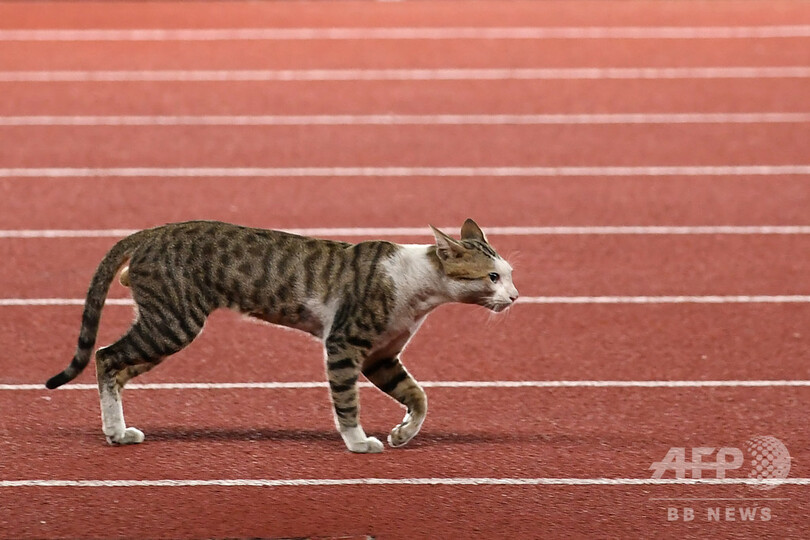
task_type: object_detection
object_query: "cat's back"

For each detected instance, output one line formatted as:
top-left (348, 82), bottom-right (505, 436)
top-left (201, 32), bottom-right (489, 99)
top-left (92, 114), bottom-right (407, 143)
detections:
top-left (132, 220), bottom-right (353, 258)
top-left (127, 220), bottom-right (353, 296)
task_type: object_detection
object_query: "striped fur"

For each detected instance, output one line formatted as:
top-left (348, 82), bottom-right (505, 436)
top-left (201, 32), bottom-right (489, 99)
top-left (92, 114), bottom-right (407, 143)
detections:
top-left (46, 219), bottom-right (518, 452)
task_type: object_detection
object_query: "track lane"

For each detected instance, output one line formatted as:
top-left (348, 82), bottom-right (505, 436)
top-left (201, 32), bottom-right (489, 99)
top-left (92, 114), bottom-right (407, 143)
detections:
top-left (3, 485), bottom-right (806, 540)
top-left (2, 235), bottom-right (809, 298)
top-left (1, 1), bottom-right (809, 28)
top-left (2, 386), bottom-right (806, 479)
top-left (5, 37), bottom-right (810, 70)
top-left (1, 124), bottom-right (809, 167)
top-left (3, 79), bottom-right (809, 116)
top-left (1, 177), bottom-right (809, 230)
top-left (7, 302), bottom-right (810, 385)
top-left (0, 386), bottom-right (806, 539)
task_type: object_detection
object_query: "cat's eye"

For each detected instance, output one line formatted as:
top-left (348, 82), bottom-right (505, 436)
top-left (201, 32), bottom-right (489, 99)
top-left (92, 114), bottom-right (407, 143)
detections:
top-left (488, 272), bottom-right (500, 283)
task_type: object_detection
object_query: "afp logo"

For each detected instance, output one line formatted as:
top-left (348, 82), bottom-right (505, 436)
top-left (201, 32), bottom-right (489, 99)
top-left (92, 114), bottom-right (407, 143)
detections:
top-left (746, 436), bottom-right (791, 489)
top-left (649, 435), bottom-right (791, 489)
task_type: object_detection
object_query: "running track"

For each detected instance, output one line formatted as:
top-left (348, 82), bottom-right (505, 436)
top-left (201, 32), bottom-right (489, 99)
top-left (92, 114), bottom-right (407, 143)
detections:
top-left (0, 1), bottom-right (809, 538)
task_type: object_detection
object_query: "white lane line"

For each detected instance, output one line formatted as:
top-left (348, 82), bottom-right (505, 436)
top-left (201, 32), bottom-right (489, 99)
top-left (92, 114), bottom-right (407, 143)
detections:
top-left (517, 295), bottom-right (810, 304)
top-left (2, 296), bottom-right (810, 308)
top-left (2, 226), bottom-right (810, 239)
top-left (1, 166), bottom-right (809, 178)
top-left (0, 229), bottom-right (140, 238)
top-left (3, 26), bottom-right (810, 41)
top-left (3, 113), bottom-right (810, 126)
top-left (2, 380), bottom-right (809, 391)
top-left (0, 478), bottom-right (806, 488)
top-left (2, 67), bottom-right (810, 82)
top-left (0, 298), bottom-right (133, 306)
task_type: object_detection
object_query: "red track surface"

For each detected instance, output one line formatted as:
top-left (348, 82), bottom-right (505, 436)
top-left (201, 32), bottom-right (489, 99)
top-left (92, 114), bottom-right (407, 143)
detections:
top-left (3, 177), bottom-right (810, 229)
top-left (1, 1), bottom-right (809, 539)
top-left (5, 124), bottom-right (810, 167)
top-left (5, 79), bottom-right (810, 115)
top-left (6, 36), bottom-right (810, 70)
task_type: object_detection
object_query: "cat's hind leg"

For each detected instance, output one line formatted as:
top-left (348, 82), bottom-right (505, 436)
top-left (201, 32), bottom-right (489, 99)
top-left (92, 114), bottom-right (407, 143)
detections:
top-left (95, 348), bottom-right (146, 445)
top-left (362, 356), bottom-right (427, 448)
top-left (115, 363), bottom-right (159, 389)
top-left (95, 306), bottom-right (203, 445)
top-left (324, 336), bottom-right (383, 453)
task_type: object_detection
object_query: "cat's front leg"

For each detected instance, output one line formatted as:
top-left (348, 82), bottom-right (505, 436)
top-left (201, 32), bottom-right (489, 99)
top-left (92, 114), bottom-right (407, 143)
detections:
top-left (324, 336), bottom-right (383, 453)
top-left (362, 356), bottom-right (427, 448)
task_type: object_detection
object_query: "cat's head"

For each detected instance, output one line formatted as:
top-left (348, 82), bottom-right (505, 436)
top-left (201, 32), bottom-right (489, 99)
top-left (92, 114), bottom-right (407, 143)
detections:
top-left (431, 219), bottom-right (519, 312)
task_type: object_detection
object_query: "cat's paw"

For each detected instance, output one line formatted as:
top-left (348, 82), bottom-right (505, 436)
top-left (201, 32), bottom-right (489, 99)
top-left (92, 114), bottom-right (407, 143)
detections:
top-left (388, 412), bottom-right (424, 448)
top-left (340, 426), bottom-right (384, 453)
top-left (346, 436), bottom-right (384, 454)
top-left (106, 427), bottom-right (145, 445)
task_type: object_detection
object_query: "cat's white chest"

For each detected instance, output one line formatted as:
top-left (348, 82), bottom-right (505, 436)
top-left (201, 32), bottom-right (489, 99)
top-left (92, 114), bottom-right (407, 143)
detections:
top-left (370, 244), bottom-right (448, 357)
top-left (384, 244), bottom-right (447, 314)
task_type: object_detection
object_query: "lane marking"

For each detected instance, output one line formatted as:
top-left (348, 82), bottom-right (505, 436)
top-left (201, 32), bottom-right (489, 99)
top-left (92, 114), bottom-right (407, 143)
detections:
top-left (2, 113), bottom-right (810, 126)
top-left (0, 298), bottom-right (133, 306)
top-left (517, 295), bottom-right (810, 304)
top-left (1, 166), bottom-right (809, 178)
top-left (0, 478), bottom-right (807, 487)
top-left (3, 26), bottom-right (810, 41)
top-left (2, 67), bottom-right (810, 82)
top-left (2, 226), bottom-right (810, 239)
top-left (648, 497), bottom-right (791, 501)
top-left (2, 380), bottom-right (809, 391)
top-left (0, 229), bottom-right (140, 238)
top-left (2, 296), bottom-right (810, 308)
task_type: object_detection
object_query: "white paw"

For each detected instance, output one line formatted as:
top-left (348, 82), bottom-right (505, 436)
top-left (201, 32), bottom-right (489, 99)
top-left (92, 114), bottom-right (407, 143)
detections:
top-left (347, 436), bottom-right (384, 454)
top-left (340, 425), bottom-right (383, 453)
top-left (388, 413), bottom-right (424, 448)
top-left (106, 427), bottom-right (145, 445)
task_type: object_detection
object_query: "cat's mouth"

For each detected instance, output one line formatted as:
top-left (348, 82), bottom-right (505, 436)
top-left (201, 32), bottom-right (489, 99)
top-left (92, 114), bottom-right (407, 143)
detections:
top-left (483, 299), bottom-right (513, 313)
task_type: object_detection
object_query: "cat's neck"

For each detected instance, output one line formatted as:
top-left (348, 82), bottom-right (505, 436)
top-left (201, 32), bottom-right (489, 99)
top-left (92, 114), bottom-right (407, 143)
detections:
top-left (385, 244), bottom-right (455, 314)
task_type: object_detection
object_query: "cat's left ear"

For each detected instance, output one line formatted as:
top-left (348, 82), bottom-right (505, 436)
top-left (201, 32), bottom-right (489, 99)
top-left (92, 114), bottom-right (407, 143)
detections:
top-left (460, 218), bottom-right (488, 243)
top-left (430, 225), bottom-right (466, 261)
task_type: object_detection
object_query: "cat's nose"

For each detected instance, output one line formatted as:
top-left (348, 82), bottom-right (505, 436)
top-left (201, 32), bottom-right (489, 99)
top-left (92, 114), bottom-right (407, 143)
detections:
top-left (509, 289), bottom-right (519, 302)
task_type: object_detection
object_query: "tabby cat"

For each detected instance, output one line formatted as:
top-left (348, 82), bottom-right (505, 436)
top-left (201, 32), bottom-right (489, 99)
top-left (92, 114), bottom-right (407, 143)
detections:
top-left (46, 219), bottom-right (518, 453)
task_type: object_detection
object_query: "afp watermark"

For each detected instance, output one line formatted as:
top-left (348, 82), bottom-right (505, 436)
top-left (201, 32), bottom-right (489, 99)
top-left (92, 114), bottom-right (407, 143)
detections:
top-left (649, 436), bottom-right (791, 523)
top-left (649, 435), bottom-right (791, 488)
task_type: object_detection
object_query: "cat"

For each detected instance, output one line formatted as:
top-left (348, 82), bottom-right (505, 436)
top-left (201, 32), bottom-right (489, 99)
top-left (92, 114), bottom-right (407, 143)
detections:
top-left (46, 219), bottom-right (518, 453)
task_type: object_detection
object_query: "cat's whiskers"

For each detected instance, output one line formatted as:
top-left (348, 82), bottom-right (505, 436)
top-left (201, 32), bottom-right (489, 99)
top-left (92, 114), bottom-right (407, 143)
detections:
top-left (505, 249), bottom-right (523, 268)
top-left (481, 298), bottom-right (512, 326)
top-left (485, 306), bottom-right (502, 326)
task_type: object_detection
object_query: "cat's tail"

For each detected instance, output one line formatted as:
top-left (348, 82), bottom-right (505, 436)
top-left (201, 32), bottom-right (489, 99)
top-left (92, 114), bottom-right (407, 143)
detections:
top-left (45, 230), bottom-right (149, 389)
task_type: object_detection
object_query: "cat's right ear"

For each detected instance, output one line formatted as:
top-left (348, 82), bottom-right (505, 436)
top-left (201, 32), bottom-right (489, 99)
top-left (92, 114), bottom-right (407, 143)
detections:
top-left (460, 218), bottom-right (488, 243)
top-left (430, 225), bottom-right (466, 261)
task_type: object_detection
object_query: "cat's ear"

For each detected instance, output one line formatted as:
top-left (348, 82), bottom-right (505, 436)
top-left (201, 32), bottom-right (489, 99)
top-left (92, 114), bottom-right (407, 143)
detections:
top-left (460, 218), bottom-right (487, 243)
top-left (430, 225), bottom-right (466, 261)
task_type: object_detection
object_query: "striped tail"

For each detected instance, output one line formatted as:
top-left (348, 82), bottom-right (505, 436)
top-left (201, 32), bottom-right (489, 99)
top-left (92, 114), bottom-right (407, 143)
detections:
top-left (45, 232), bottom-right (146, 389)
